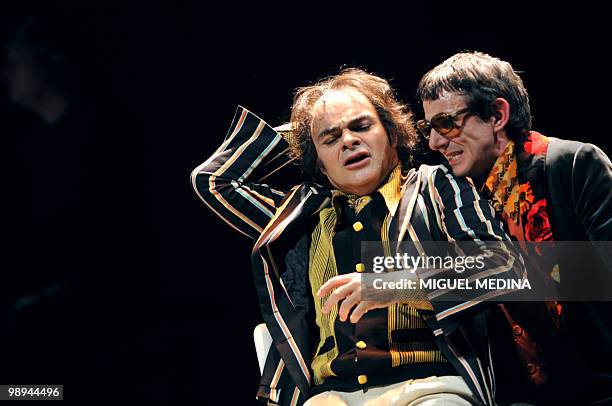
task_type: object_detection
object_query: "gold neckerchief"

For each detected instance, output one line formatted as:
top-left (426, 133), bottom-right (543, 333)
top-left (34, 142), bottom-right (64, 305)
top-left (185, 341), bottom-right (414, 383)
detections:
top-left (481, 140), bottom-right (526, 243)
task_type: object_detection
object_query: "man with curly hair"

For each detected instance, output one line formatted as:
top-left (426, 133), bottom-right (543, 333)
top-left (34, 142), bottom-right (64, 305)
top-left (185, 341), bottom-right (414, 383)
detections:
top-left (192, 68), bottom-right (523, 405)
top-left (418, 51), bottom-right (612, 404)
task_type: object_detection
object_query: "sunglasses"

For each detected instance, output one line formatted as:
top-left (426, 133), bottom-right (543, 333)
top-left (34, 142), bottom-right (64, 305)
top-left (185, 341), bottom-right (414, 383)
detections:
top-left (416, 108), bottom-right (471, 140)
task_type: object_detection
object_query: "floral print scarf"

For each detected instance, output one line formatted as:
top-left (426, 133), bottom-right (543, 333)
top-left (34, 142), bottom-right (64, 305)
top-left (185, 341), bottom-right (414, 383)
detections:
top-left (482, 131), bottom-right (562, 321)
top-left (482, 132), bottom-right (553, 243)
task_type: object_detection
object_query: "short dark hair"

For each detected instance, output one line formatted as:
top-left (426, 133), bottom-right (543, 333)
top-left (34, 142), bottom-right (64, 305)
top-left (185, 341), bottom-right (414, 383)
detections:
top-left (289, 68), bottom-right (418, 183)
top-left (417, 52), bottom-right (531, 140)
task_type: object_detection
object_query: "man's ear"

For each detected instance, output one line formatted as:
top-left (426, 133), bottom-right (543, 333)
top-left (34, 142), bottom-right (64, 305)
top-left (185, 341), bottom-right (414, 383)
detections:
top-left (492, 98), bottom-right (510, 133)
top-left (384, 126), bottom-right (398, 149)
top-left (390, 130), bottom-right (398, 148)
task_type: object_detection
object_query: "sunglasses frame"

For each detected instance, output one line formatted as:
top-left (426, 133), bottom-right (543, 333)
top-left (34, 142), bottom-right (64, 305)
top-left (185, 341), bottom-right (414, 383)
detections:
top-left (417, 108), bottom-right (471, 140)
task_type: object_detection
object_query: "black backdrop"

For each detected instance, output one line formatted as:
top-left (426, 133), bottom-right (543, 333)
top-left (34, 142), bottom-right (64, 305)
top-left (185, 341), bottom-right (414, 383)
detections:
top-left (1, 2), bottom-right (609, 404)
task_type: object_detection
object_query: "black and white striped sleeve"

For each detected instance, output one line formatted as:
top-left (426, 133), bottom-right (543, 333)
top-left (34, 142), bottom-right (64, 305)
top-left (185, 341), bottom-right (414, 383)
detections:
top-left (190, 106), bottom-right (293, 240)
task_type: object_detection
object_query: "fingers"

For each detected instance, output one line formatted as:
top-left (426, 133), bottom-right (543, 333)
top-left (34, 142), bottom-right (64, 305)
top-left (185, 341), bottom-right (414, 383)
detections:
top-left (338, 290), bottom-right (360, 322)
top-left (317, 274), bottom-right (352, 298)
top-left (321, 282), bottom-right (354, 314)
top-left (349, 301), bottom-right (370, 323)
top-left (350, 301), bottom-right (394, 323)
top-left (318, 273), bottom-right (380, 321)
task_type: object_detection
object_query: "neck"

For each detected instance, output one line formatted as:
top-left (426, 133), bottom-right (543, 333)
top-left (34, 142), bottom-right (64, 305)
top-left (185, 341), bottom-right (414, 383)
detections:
top-left (474, 133), bottom-right (512, 189)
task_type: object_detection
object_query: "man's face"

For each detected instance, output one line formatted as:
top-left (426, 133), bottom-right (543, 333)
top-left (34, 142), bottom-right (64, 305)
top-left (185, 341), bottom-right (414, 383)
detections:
top-left (423, 91), bottom-right (505, 185)
top-left (311, 88), bottom-right (398, 196)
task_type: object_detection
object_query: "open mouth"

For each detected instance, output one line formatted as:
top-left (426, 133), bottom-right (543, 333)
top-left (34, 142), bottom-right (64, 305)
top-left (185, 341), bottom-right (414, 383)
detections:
top-left (344, 151), bottom-right (370, 167)
top-left (445, 151), bottom-right (463, 164)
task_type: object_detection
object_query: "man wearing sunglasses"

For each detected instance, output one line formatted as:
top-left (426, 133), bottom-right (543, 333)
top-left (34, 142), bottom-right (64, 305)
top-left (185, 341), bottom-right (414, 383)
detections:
top-left (418, 51), bottom-right (612, 404)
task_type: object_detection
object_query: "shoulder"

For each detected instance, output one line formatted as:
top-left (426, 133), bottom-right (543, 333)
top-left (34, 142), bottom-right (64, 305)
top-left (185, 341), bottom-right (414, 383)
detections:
top-left (546, 136), bottom-right (611, 172)
top-left (417, 162), bottom-right (451, 184)
top-left (419, 162), bottom-right (475, 190)
top-left (416, 163), bottom-right (480, 212)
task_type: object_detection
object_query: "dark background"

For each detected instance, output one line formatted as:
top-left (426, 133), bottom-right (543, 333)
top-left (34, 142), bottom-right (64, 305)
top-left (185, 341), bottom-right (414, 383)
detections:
top-left (0, 2), bottom-right (608, 403)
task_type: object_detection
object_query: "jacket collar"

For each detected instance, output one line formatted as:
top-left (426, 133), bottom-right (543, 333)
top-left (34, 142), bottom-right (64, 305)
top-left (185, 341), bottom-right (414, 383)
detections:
top-left (253, 183), bottom-right (331, 252)
top-left (390, 167), bottom-right (423, 246)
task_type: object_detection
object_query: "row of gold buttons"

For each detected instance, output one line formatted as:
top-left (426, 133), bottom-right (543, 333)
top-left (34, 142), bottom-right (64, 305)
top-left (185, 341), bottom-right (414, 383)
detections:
top-left (354, 221), bottom-right (367, 385)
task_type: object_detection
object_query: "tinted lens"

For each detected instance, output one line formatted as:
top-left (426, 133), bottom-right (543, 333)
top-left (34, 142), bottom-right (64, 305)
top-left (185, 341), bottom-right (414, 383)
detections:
top-left (431, 114), bottom-right (455, 135)
top-left (416, 120), bottom-right (431, 138)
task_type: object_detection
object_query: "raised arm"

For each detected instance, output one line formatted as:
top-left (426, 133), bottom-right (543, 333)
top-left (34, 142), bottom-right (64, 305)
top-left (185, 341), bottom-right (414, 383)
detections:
top-left (190, 106), bottom-right (294, 240)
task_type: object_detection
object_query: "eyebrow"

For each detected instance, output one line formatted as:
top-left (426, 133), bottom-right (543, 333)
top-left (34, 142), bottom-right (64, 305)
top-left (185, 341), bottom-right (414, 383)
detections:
top-left (317, 113), bottom-right (374, 140)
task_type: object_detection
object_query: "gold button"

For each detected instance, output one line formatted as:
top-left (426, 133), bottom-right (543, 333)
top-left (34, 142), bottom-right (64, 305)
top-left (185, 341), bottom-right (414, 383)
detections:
top-left (356, 340), bottom-right (367, 350)
top-left (355, 263), bottom-right (365, 273)
top-left (353, 221), bottom-right (364, 232)
top-left (358, 374), bottom-right (368, 385)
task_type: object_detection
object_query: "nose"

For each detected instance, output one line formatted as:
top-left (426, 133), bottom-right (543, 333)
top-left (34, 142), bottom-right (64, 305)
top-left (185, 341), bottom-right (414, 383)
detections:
top-left (341, 129), bottom-right (361, 150)
top-left (428, 130), bottom-right (449, 152)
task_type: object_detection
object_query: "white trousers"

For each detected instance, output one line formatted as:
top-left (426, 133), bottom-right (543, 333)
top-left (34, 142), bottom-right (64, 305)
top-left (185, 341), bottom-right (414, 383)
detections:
top-left (303, 375), bottom-right (477, 406)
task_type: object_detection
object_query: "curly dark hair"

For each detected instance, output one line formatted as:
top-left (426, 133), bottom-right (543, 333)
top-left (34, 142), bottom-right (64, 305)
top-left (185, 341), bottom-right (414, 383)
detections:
top-left (417, 52), bottom-right (531, 140)
top-left (288, 68), bottom-right (418, 184)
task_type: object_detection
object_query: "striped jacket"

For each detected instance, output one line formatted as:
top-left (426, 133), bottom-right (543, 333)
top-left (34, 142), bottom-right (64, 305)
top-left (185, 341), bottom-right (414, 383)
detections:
top-left (191, 106), bottom-right (525, 405)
